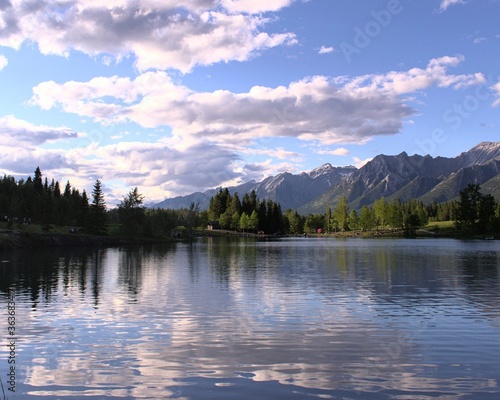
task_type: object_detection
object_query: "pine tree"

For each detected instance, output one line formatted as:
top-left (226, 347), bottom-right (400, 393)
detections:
top-left (33, 167), bottom-right (43, 194)
top-left (64, 181), bottom-right (72, 198)
top-left (87, 179), bottom-right (108, 235)
top-left (53, 181), bottom-right (61, 198)
top-left (228, 192), bottom-right (242, 215)
top-left (456, 184), bottom-right (497, 234)
top-left (208, 188), bottom-right (229, 220)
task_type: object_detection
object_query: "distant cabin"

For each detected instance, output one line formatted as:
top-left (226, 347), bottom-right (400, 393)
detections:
top-left (207, 221), bottom-right (220, 230)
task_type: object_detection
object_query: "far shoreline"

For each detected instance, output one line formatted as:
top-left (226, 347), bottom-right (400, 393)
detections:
top-left (1, 226), bottom-right (496, 250)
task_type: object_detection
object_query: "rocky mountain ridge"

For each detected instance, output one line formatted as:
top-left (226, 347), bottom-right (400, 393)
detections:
top-left (154, 164), bottom-right (357, 211)
top-left (299, 141), bottom-right (500, 214)
top-left (154, 142), bottom-right (500, 214)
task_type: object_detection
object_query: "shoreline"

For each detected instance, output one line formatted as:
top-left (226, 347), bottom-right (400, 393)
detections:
top-left (0, 227), bottom-right (496, 250)
top-left (0, 229), bottom-right (177, 250)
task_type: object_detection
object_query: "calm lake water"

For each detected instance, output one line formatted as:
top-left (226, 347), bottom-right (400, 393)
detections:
top-left (1, 237), bottom-right (499, 399)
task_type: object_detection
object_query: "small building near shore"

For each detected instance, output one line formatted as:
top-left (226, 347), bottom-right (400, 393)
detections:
top-left (207, 221), bottom-right (220, 230)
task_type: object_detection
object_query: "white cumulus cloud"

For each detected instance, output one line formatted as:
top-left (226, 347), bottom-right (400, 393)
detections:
top-left (0, 0), bottom-right (296, 73)
top-left (30, 72), bottom-right (413, 147)
top-left (342, 55), bottom-right (485, 96)
top-left (29, 55), bottom-right (485, 150)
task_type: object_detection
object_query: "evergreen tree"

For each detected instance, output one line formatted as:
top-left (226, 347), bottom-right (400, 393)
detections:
top-left (240, 191), bottom-right (259, 216)
top-left (87, 179), bottom-right (108, 235)
top-left (31, 168), bottom-right (44, 221)
top-left (63, 181), bottom-right (72, 198)
top-left (78, 190), bottom-right (89, 228)
top-left (228, 192), bottom-right (242, 216)
top-left (249, 190), bottom-right (257, 213)
top-left (478, 193), bottom-right (496, 229)
top-left (257, 200), bottom-right (268, 233)
top-left (208, 188), bottom-right (230, 220)
top-left (33, 167), bottom-right (43, 194)
top-left (454, 184), bottom-right (496, 234)
top-left (53, 181), bottom-right (61, 198)
top-left (271, 202), bottom-right (283, 233)
top-left (40, 192), bottom-right (55, 228)
top-left (241, 193), bottom-right (252, 215)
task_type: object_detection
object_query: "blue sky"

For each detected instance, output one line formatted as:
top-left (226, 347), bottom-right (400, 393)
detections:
top-left (1, 0), bottom-right (499, 205)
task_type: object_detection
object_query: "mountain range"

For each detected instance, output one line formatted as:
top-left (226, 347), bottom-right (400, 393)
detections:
top-left (154, 142), bottom-right (500, 214)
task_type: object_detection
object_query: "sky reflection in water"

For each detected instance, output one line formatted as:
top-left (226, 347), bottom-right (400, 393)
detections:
top-left (0, 238), bottom-right (499, 399)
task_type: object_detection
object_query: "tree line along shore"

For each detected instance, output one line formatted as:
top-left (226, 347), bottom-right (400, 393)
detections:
top-left (1, 168), bottom-right (499, 249)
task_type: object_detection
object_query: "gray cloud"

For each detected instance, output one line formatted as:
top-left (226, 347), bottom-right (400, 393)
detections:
top-left (83, 140), bottom-right (241, 198)
top-left (0, 115), bottom-right (79, 145)
top-left (0, 150), bottom-right (72, 177)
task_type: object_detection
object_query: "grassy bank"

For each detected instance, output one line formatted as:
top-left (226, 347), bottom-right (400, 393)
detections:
top-left (196, 220), bottom-right (497, 240)
top-left (0, 223), bottom-right (179, 249)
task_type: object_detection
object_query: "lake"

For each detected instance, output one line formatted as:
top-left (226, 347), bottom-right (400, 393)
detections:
top-left (1, 237), bottom-right (499, 399)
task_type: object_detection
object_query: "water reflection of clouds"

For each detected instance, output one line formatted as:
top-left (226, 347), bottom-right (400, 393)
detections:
top-left (18, 245), bottom-right (396, 395)
top-left (2, 239), bottom-right (499, 398)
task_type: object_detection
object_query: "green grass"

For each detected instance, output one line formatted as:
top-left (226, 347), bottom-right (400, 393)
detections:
top-left (426, 220), bottom-right (454, 229)
top-left (0, 222), bottom-right (77, 235)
